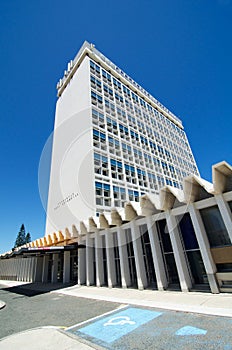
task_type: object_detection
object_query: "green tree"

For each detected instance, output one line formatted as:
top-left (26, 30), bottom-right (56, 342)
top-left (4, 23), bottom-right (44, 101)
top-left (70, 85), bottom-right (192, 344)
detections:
top-left (25, 232), bottom-right (31, 244)
top-left (14, 224), bottom-right (31, 248)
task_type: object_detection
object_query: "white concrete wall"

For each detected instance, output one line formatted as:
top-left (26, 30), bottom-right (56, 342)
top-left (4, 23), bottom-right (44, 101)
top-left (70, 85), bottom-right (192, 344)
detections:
top-left (0, 257), bottom-right (38, 282)
top-left (46, 56), bottom-right (95, 235)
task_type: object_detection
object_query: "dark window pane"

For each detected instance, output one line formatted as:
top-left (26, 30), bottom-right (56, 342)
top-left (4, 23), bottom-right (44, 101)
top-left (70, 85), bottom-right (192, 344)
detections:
top-left (178, 213), bottom-right (199, 250)
top-left (228, 201), bottom-right (232, 213)
top-left (216, 263), bottom-right (232, 272)
top-left (200, 206), bottom-right (231, 247)
top-left (187, 251), bottom-right (208, 285)
top-left (157, 219), bottom-right (172, 253)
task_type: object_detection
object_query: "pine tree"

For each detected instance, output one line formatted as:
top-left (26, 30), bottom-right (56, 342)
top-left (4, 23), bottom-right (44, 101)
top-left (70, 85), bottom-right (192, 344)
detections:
top-left (25, 232), bottom-right (31, 244)
top-left (14, 224), bottom-right (26, 248)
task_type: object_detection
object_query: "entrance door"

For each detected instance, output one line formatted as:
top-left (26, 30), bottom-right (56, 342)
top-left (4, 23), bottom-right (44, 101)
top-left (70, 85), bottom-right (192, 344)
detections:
top-left (156, 219), bottom-right (181, 290)
top-left (125, 229), bottom-right (137, 288)
top-left (140, 226), bottom-right (157, 289)
top-left (178, 213), bottom-right (209, 290)
top-left (70, 250), bottom-right (78, 283)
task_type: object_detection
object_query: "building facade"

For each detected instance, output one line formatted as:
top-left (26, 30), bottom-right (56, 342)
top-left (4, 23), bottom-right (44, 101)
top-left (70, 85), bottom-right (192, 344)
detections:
top-left (1, 162), bottom-right (232, 294)
top-left (46, 41), bottom-right (199, 235)
top-left (1, 44), bottom-right (231, 295)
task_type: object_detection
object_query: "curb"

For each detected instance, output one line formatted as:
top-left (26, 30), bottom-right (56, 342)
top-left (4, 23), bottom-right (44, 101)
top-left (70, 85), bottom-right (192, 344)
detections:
top-left (0, 300), bottom-right (6, 310)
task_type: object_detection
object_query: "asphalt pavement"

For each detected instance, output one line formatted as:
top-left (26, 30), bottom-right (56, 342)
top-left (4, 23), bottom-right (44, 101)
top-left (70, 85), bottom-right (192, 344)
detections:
top-left (0, 280), bottom-right (232, 350)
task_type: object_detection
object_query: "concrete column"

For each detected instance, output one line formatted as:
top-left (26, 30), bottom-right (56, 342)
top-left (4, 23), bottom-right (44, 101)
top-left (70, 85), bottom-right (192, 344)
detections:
top-left (105, 229), bottom-right (117, 288)
top-left (26, 258), bottom-right (31, 282)
top-left (42, 255), bottom-right (49, 283)
top-left (117, 226), bottom-right (131, 288)
top-left (95, 231), bottom-right (104, 287)
top-left (19, 258), bottom-right (23, 281)
top-left (130, 221), bottom-right (148, 290)
top-left (18, 259), bottom-right (23, 281)
top-left (30, 258), bottom-right (35, 282)
top-left (31, 258), bottom-right (37, 282)
top-left (6, 260), bottom-right (9, 280)
top-left (24, 259), bottom-right (29, 281)
top-left (28, 258), bottom-right (33, 282)
top-left (34, 257), bottom-right (43, 282)
top-left (146, 216), bottom-right (168, 291)
top-left (166, 211), bottom-right (192, 292)
top-left (189, 203), bottom-right (219, 293)
top-left (25, 258), bottom-right (30, 282)
top-left (51, 254), bottom-right (59, 283)
top-left (215, 194), bottom-right (232, 243)
top-left (78, 247), bottom-right (86, 285)
top-left (86, 233), bottom-right (94, 286)
top-left (63, 251), bottom-right (70, 284)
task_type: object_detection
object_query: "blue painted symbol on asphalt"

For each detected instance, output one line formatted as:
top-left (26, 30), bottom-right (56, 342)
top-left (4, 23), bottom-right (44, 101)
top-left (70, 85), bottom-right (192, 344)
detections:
top-left (175, 326), bottom-right (207, 336)
top-left (104, 315), bottom-right (136, 326)
top-left (224, 345), bottom-right (232, 350)
top-left (78, 307), bottom-right (163, 343)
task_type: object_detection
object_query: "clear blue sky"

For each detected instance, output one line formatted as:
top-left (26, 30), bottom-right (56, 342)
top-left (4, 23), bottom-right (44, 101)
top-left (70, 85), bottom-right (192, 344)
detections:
top-left (0, 0), bottom-right (231, 254)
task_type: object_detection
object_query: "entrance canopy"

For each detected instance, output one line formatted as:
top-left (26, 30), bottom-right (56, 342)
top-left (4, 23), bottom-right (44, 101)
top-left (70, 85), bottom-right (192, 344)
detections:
top-left (0, 244), bottom-right (82, 259)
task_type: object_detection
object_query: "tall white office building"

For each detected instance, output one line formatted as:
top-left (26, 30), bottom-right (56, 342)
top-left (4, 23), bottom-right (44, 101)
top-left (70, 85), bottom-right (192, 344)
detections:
top-left (45, 41), bottom-right (199, 235)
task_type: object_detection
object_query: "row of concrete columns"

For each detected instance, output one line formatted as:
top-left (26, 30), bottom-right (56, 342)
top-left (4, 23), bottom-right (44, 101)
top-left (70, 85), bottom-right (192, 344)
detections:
top-left (41, 251), bottom-right (71, 283)
top-left (0, 251), bottom-right (71, 284)
top-left (0, 257), bottom-right (38, 282)
top-left (78, 202), bottom-right (231, 294)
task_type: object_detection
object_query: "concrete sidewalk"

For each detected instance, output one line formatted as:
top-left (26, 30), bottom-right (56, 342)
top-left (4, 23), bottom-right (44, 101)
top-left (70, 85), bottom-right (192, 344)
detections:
top-left (54, 285), bottom-right (232, 318)
top-left (0, 327), bottom-right (102, 350)
top-left (1, 280), bottom-right (232, 317)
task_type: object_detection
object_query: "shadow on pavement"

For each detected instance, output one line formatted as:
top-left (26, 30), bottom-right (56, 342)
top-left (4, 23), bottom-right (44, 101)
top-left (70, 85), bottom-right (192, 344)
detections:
top-left (0, 282), bottom-right (76, 297)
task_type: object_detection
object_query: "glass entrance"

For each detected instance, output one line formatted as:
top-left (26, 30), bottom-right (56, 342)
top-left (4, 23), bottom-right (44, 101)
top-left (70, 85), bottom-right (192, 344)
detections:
top-left (125, 228), bottom-right (137, 288)
top-left (140, 225), bottom-right (157, 289)
top-left (70, 250), bottom-right (78, 283)
top-left (178, 213), bottom-right (209, 290)
top-left (57, 253), bottom-right (63, 283)
top-left (156, 219), bottom-right (181, 290)
top-left (102, 236), bottom-right (108, 286)
top-left (112, 232), bottom-right (121, 287)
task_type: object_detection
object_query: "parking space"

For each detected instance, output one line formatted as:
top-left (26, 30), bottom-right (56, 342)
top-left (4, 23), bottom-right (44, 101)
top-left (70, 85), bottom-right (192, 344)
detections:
top-left (67, 306), bottom-right (232, 350)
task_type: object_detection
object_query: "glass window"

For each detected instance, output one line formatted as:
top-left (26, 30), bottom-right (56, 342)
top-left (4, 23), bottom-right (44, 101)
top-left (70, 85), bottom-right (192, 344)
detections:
top-left (200, 206), bottom-right (231, 247)
top-left (228, 201), bottom-right (232, 213)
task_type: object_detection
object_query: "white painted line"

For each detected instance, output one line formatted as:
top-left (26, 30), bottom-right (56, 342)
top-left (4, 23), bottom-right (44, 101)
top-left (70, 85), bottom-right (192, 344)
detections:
top-left (65, 304), bottom-right (129, 331)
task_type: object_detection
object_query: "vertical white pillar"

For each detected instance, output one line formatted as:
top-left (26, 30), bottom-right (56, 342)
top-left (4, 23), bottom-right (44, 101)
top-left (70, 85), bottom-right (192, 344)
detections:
top-left (18, 259), bottom-right (23, 281)
top-left (146, 216), bottom-right (168, 290)
top-left (130, 221), bottom-right (148, 290)
top-left (26, 258), bottom-right (31, 282)
top-left (14, 259), bottom-right (18, 281)
top-left (215, 194), bottom-right (232, 243)
top-left (17, 259), bottom-right (21, 281)
top-left (24, 259), bottom-right (29, 281)
top-left (34, 257), bottom-right (43, 282)
top-left (25, 258), bottom-right (29, 282)
top-left (166, 211), bottom-right (192, 292)
top-left (32, 256), bottom-right (38, 282)
top-left (7, 260), bottom-right (10, 280)
top-left (42, 255), bottom-right (49, 283)
top-left (51, 253), bottom-right (59, 283)
top-left (28, 257), bottom-right (33, 282)
top-left (105, 229), bottom-right (117, 288)
top-left (189, 203), bottom-right (219, 293)
top-left (95, 231), bottom-right (104, 287)
top-left (86, 233), bottom-right (94, 286)
top-left (63, 251), bottom-right (70, 284)
top-left (117, 226), bottom-right (131, 288)
top-left (78, 247), bottom-right (86, 285)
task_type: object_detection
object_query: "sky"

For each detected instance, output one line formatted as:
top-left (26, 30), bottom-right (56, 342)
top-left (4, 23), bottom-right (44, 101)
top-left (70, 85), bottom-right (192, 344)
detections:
top-left (0, 0), bottom-right (231, 254)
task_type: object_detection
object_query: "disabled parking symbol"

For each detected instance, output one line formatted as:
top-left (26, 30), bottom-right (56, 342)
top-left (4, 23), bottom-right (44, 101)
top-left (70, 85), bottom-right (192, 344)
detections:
top-left (104, 316), bottom-right (136, 327)
top-left (78, 307), bottom-right (163, 343)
